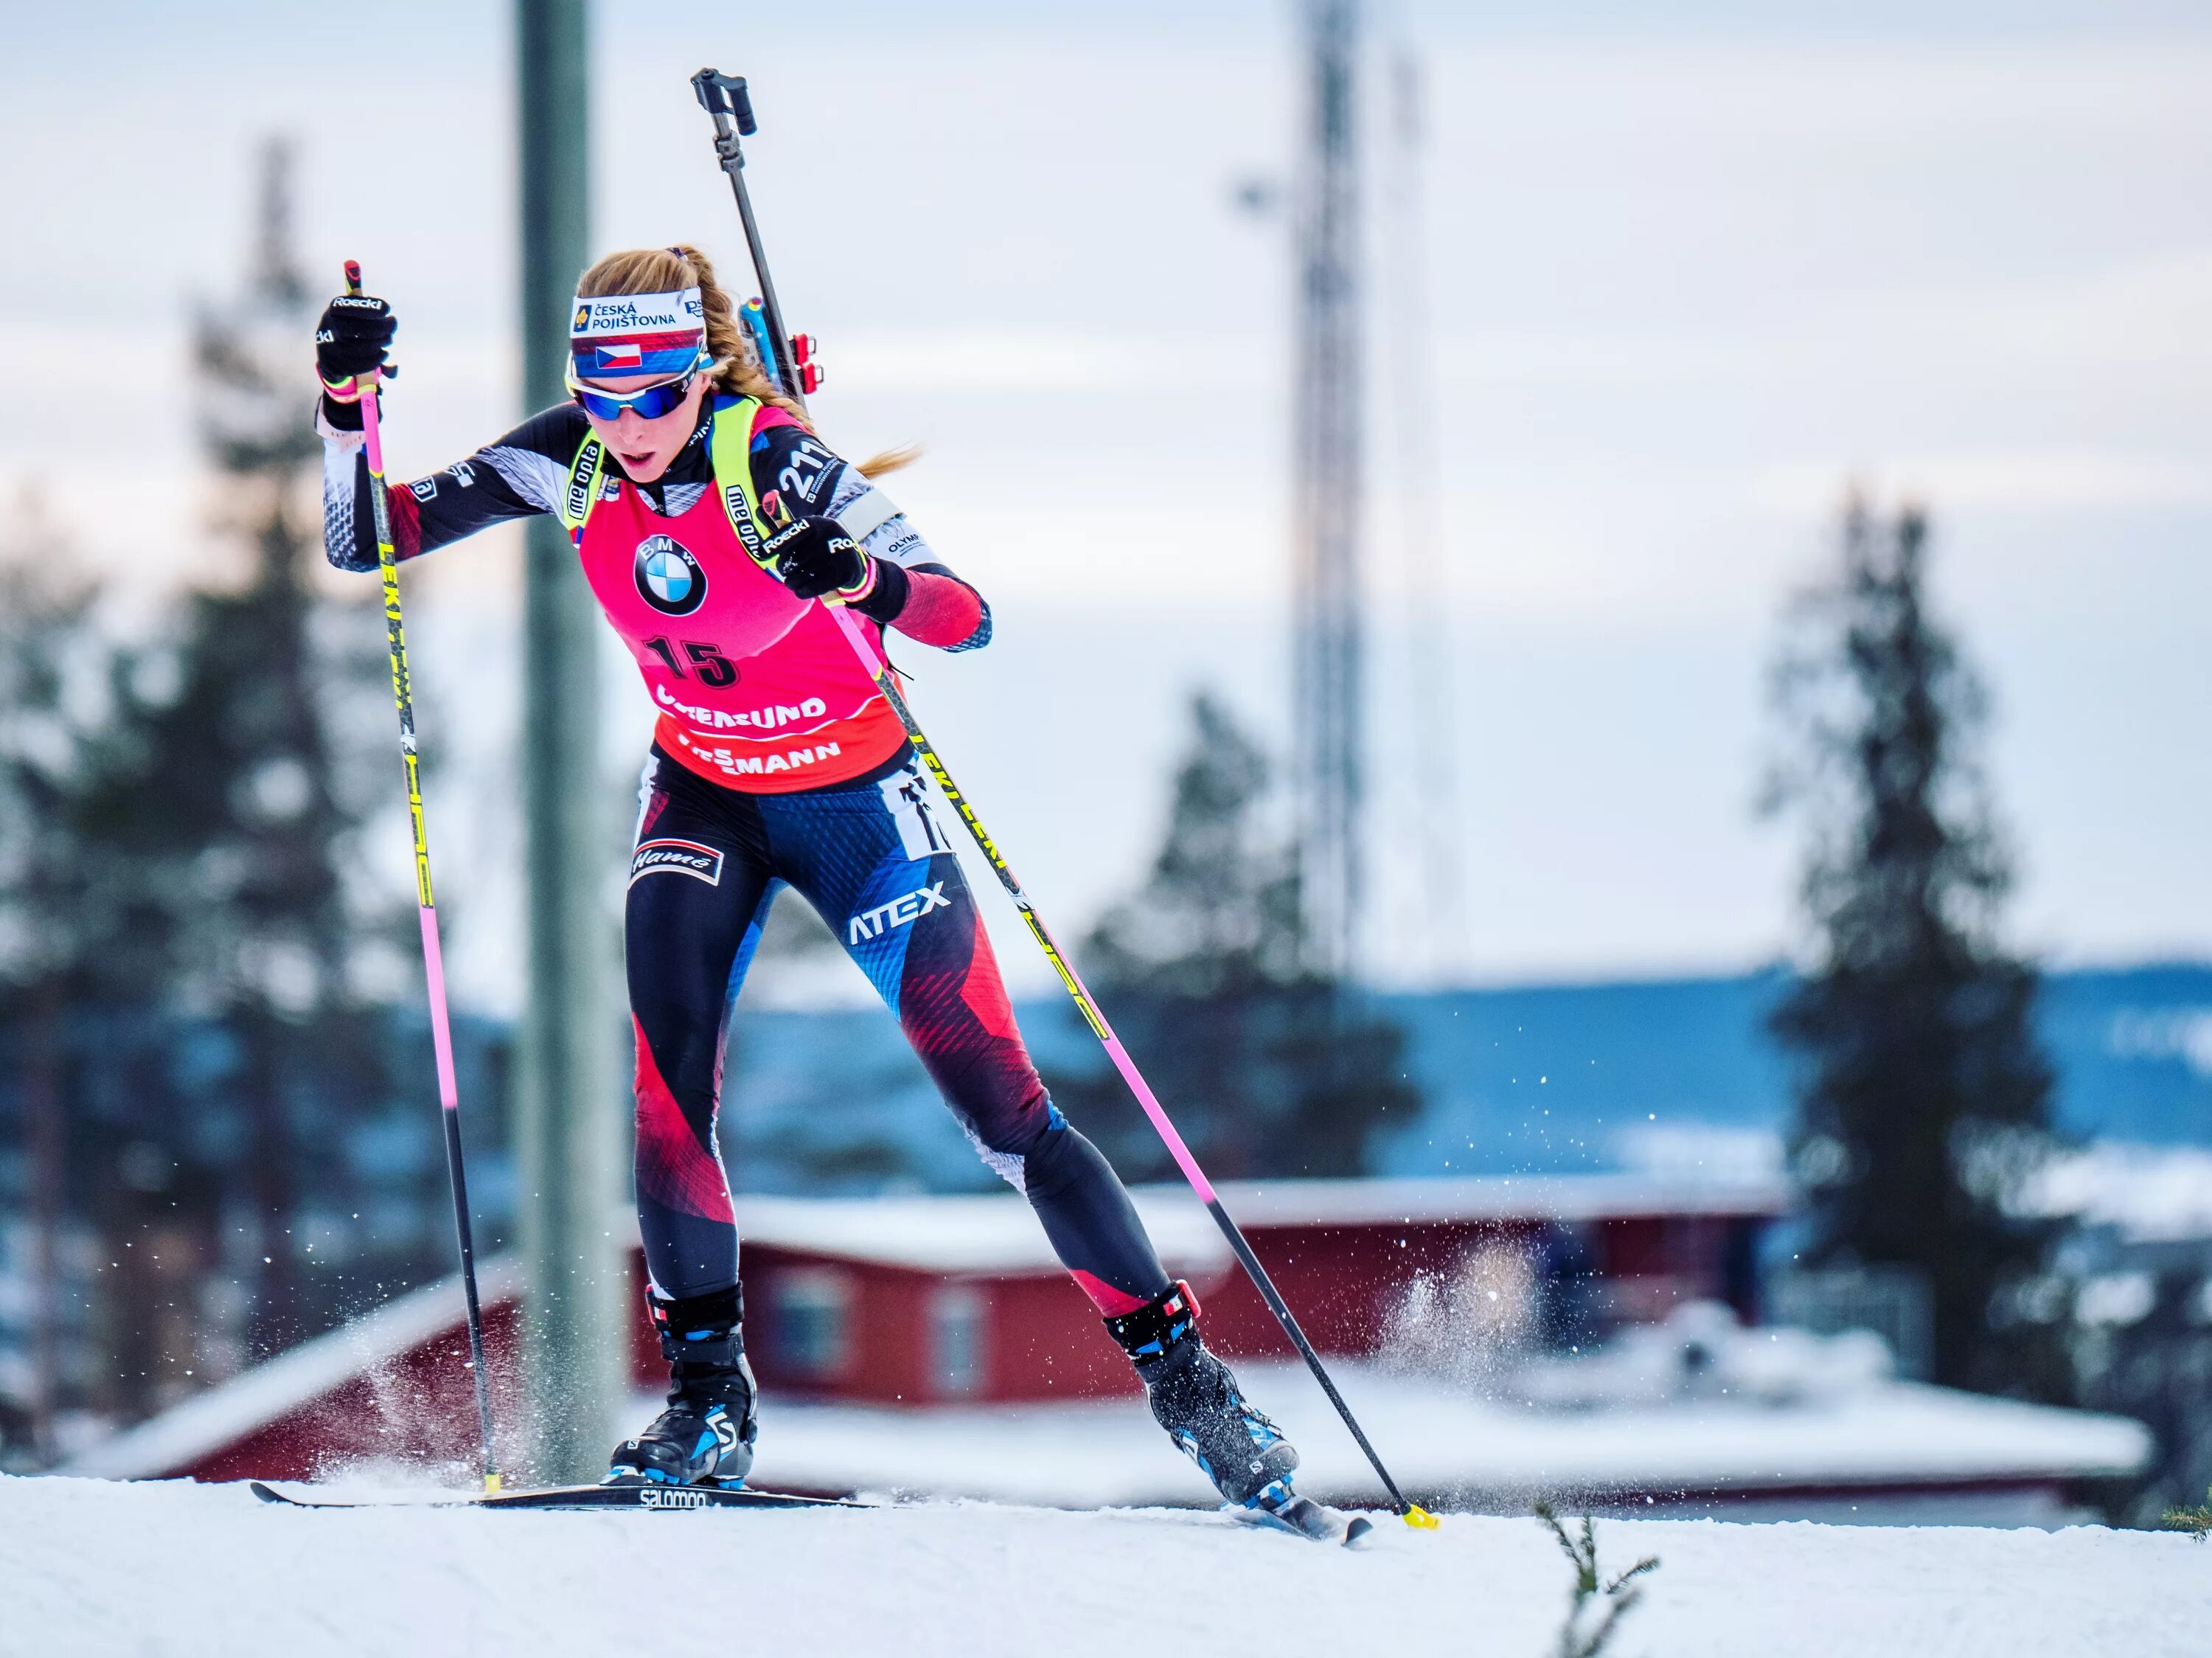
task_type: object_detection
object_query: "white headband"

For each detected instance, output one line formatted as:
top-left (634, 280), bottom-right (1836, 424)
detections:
top-left (569, 288), bottom-right (709, 378)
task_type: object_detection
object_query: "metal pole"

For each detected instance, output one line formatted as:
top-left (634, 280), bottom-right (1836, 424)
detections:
top-left (517, 0), bottom-right (624, 1485)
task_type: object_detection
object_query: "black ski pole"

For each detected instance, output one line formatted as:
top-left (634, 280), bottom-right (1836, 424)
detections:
top-left (344, 260), bottom-right (501, 1492)
top-left (688, 69), bottom-right (1434, 1530)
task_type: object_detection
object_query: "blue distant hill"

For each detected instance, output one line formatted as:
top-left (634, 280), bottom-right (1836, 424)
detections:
top-left (721, 963), bottom-right (2212, 1195)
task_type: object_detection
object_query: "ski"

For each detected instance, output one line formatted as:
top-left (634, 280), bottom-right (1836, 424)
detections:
top-left (250, 1478), bottom-right (1375, 1542)
top-left (1250, 1494), bottom-right (1375, 1548)
top-left (248, 1480), bottom-right (866, 1513)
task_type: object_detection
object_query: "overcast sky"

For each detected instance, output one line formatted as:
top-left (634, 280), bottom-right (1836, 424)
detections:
top-left (8, 1), bottom-right (2211, 1010)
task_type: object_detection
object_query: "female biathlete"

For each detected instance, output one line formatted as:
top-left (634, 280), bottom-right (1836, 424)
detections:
top-left (313, 245), bottom-right (1301, 1509)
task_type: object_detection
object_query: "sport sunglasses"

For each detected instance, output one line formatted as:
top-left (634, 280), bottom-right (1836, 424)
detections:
top-left (566, 353), bottom-right (710, 421)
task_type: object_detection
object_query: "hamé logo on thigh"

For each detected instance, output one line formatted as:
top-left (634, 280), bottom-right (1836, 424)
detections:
top-left (635, 533), bottom-right (707, 617)
top-left (630, 838), bottom-right (725, 887)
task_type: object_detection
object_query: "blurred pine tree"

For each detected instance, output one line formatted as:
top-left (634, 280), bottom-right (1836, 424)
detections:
top-left (0, 503), bottom-right (110, 1460)
top-left (1766, 496), bottom-right (2065, 1398)
top-left (1058, 690), bottom-right (1417, 1181)
top-left (100, 137), bottom-right (417, 1366)
top-left (0, 142), bottom-right (437, 1450)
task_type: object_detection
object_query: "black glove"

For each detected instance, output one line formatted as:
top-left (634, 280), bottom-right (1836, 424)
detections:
top-left (764, 515), bottom-right (872, 600)
top-left (315, 293), bottom-right (397, 430)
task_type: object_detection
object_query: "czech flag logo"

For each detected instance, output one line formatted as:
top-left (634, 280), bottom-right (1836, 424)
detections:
top-left (594, 342), bottom-right (644, 372)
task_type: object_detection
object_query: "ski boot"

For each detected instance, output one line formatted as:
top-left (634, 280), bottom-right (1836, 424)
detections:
top-left (1108, 1282), bottom-right (1301, 1512)
top-left (603, 1284), bottom-right (758, 1489)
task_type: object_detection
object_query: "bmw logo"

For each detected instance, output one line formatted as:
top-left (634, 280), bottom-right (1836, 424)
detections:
top-left (634, 534), bottom-right (706, 616)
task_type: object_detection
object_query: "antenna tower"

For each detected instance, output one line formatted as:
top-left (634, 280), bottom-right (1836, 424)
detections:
top-left (1291, 0), bottom-right (1365, 982)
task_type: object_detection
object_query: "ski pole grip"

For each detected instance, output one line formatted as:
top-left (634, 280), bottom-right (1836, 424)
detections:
top-left (691, 68), bottom-right (757, 135)
top-left (344, 259), bottom-right (364, 296)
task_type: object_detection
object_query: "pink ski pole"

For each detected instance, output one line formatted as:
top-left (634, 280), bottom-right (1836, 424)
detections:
top-left (694, 65), bottom-right (1433, 1529)
top-left (809, 592), bottom-right (1430, 1527)
top-left (345, 260), bottom-right (501, 1492)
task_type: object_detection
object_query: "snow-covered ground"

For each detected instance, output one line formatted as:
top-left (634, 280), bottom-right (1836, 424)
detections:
top-left (4, 1473), bottom-right (2205, 1658)
top-left (744, 1355), bottom-right (2147, 1524)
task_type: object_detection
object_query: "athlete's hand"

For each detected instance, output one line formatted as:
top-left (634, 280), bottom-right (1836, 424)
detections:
top-left (764, 514), bottom-right (873, 601)
top-left (315, 293), bottom-right (397, 430)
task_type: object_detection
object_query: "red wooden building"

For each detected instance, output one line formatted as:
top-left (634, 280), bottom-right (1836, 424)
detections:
top-left (731, 1173), bottom-right (1778, 1406)
top-left (65, 1173), bottom-right (1783, 1482)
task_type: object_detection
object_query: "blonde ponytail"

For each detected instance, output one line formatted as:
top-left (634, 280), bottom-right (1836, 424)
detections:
top-left (574, 243), bottom-right (917, 478)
